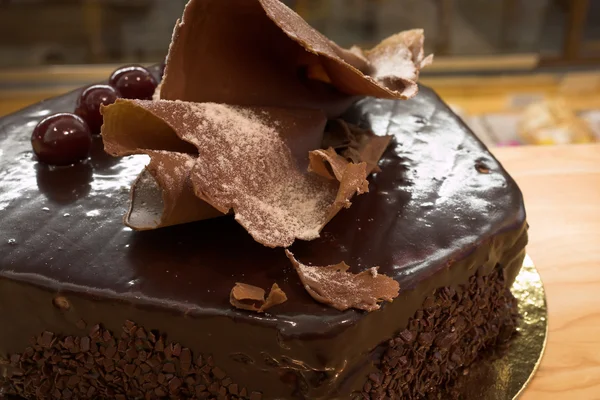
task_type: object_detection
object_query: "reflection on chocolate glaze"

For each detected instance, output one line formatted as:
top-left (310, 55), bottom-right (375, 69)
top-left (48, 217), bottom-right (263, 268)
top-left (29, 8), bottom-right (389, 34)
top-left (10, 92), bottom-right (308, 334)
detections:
top-left (88, 136), bottom-right (121, 170)
top-left (35, 161), bottom-right (93, 205)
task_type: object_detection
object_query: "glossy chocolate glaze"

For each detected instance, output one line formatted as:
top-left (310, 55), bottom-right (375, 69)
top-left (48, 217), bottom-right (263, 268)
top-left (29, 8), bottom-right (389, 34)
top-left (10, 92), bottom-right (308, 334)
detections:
top-left (0, 86), bottom-right (527, 399)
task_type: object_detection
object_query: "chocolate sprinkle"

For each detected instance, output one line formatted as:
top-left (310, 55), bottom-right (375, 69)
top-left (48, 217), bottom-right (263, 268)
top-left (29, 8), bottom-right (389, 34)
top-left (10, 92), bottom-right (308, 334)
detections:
top-left (0, 322), bottom-right (259, 400)
top-left (357, 265), bottom-right (519, 399)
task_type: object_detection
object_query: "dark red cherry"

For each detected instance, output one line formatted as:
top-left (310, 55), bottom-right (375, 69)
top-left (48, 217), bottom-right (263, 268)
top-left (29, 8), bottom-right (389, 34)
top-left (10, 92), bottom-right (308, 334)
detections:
top-left (109, 65), bottom-right (157, 100)
top-left (75, 84), bottom-right (119, 134)
top-left (31, 114), bottom-right (92, 166)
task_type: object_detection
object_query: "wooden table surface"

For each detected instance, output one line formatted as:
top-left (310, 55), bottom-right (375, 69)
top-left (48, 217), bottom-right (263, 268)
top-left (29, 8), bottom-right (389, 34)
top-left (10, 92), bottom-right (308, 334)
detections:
top-left (493, 144), bottom-right (600, 399)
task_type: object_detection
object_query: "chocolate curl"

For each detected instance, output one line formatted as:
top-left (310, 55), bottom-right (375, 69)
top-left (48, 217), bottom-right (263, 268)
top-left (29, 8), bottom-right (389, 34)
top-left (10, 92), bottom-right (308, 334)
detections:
top-left (285, 251), bottom-right (400, 312)
top-left (102, 100), bottom-right (373, 247)
top-left (126, 150), bottom-right (221, 230)
top-left (160, 0), bottom-right (431, 117)
top-left (230, 283), bottom-right (288, 313)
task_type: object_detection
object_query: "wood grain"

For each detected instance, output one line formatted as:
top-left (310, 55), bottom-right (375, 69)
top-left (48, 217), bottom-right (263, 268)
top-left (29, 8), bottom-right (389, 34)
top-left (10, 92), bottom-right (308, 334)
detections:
top-left (493, 144), bottom-right (600, 399)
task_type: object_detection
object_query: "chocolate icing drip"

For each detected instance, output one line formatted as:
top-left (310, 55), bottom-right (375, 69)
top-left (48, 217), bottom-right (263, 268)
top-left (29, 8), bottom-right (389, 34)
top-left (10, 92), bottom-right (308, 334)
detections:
top-left (0, 85), bottom-right (527, 399)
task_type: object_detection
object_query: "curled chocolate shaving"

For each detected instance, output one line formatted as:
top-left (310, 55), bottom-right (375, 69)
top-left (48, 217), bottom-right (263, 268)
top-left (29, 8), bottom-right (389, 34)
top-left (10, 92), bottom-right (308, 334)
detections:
top-left (230, 283), bottom-right (287, 313)
top-left (161, 0), bottom-right (431, 117)
top-left (285, 251), bottom-right (400, 312)
top-left (102, 100), bottom-right (374, 247)
top-left (126, 150), bottom-right (221, 230)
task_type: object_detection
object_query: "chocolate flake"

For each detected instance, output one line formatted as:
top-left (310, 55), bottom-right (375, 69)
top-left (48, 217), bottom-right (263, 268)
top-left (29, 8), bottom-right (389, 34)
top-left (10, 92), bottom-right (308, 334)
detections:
top-left (285, 251), bottom-right (399, 311)
top-left (230, 282), bottom-right (288, 313)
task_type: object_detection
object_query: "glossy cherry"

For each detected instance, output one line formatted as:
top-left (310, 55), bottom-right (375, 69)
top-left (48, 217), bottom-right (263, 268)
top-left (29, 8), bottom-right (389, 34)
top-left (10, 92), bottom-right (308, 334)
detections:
top-left (75, 84), bottom-right (119, 134)
top-left (109, 65), bottom-right (157, 100)
top-left (31, 113), bottom-right (92, 166)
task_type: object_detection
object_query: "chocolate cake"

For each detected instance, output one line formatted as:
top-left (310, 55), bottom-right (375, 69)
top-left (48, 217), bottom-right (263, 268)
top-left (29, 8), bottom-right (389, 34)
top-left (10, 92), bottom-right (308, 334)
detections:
top-left (0, 1), bottom-right (527, 399)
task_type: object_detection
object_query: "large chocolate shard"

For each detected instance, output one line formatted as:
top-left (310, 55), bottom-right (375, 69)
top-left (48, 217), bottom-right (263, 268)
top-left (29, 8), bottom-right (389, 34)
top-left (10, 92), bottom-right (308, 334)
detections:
top-left (102, 99), bottom-right (375, 247)
top-left (160, 0), bottom-right (431, 117)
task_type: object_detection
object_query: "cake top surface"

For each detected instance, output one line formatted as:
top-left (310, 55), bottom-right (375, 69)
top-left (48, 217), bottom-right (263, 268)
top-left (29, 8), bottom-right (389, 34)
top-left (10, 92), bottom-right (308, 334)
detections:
top-left (0, 85), bottom-right (525, 337)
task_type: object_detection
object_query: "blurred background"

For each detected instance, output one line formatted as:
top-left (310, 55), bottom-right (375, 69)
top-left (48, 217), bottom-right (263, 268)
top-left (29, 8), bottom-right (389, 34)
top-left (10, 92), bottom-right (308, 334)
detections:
top-left (1, 0), bottom-right (599, 146)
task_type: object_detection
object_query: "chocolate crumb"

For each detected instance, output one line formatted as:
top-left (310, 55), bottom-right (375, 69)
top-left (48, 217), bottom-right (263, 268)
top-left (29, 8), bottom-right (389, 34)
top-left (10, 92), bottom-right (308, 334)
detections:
top-left (52, 296), bottom-right (70, 311)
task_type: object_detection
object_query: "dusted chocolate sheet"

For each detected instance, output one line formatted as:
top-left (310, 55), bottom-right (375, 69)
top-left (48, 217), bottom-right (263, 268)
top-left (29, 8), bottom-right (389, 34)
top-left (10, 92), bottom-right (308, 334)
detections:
top-left (102, 100), bottom-right (381, 247)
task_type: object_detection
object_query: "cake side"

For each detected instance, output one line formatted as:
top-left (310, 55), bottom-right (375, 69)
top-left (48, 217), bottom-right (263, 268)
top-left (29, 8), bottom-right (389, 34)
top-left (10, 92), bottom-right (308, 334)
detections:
top-left (0, 86), bottom-right (527, 399)
top-left (0, 223), bottom-right (526, 399)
